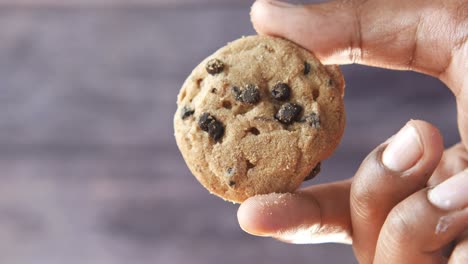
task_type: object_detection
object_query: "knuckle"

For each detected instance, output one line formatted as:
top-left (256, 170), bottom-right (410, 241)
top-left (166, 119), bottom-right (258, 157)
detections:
top-left (350, 149), bottom-right (389, 221)
top-left (350, 0), bottom-right (366, 64)
top-left (446, 1), bottom-right (468, 56)
top-left (351, 187), bottom-right (380, 221)
top-left (336, 0), bottom-right (367, 64)
top-left (385, 204), bottom-right (415, 243)
top-left (452, 1), bottom-right (468, 32)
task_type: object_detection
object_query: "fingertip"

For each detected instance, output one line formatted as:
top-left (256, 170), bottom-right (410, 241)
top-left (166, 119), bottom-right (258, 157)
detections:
top-left (239, 182), bottom-right (353, 244)
top-left (250, 0), bottom-right (277, 36)
top-left (381, 119), bottom-right (444, 173)
top-left (237, 195), bottom-right (270, 236)
top-left (250, 0), bottom-right (305, 36)
top-left (237, 192), bottom-right (302, 236)
top-left (406, 119), bottom-right (444, 166)
top-left (249, 0), bottom-right (359, 65)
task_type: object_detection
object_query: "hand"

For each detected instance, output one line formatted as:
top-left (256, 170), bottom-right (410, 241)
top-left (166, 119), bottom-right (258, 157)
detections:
top-left (237, 0), bottom-right (468, 263)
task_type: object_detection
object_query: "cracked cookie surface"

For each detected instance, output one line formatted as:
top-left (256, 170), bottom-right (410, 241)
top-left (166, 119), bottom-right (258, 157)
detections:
top-left (174, 35), bottom-right (345, 203)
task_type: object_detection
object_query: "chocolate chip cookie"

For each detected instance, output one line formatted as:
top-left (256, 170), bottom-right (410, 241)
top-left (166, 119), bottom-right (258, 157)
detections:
top-left (174, 35), bottom-right (345, 203)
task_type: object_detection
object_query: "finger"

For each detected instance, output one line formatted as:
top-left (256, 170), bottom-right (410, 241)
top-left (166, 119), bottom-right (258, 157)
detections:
top-left (449, 231), bottom-right (468, 264)
top-left (251, 0), bottom-right (468, 149)
top-left (250, 0), bottom-right (466, 78)
top-left (350, 120), bottom-right (444, 263)
top-left (430, 143), bottom-right (468, 186)
top-left (374, 170), bottom-right (468, 264)
top-left (237, 179), bottom-right (352, 244)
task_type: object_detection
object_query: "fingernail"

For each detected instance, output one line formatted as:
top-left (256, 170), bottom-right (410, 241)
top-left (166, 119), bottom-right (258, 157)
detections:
top-left (428, 170), bottom-right (468, 211)
top-left (382, 124), bottom-right (423, 172)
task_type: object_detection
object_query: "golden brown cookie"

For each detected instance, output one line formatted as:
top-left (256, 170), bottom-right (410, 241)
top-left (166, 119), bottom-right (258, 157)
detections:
top-left (174, 35), bottom-right (345, 203)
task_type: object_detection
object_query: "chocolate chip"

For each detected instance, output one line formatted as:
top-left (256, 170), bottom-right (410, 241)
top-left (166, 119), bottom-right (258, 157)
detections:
top-left (305, 112), bottom-right (321, 128)
top-left (198, 113), bottom-right (212, 131)
top-left (198, 113), bottom-right (225, 141)
top-left (226, 168), bottom-right (236, 186)
top-left (304, 162), bottom-right (321, 181)
top-left (231, 86), bottom-right (242, 101)
top-left (231, 84), bottom-right (260, 104)
top-left (304, 62), bottom-right (311, 75)
top-left (242, 84), bottom-right (260, 104)
top-left (206, 59), bottom-right (224, 75)
top-left (208, 122), bottom-right (224, 141)
top-left (272, 83), bottom-right (291, 101)
top-left (180, 106), bottom-right (195, 120)
top-left (275, 103), bottom-right (303, 124)
top-left (328, 78), bottom-right (334, 86)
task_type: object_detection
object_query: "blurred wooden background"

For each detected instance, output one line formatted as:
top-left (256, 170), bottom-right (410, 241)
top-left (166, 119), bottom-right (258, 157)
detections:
top-left (0, 0), bottom-right (252, 7)
top-left (0, 1), bottom-right (458, 264)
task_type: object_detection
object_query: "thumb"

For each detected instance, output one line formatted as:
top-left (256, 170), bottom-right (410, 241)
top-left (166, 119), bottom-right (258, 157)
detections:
top-left (250, 0), bottom-right (464, 78)
top-left (251, 0), bottom-right (363, 65)
top-left (251, 0), bottom-right (468, 149)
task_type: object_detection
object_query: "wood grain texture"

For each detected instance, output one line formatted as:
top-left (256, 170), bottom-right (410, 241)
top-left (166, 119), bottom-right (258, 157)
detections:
top-left (0, 3), bottom-right (458, 264)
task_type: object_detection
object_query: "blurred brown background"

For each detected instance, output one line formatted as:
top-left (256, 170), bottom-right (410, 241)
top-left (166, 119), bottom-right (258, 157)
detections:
top-left (0, 0), bottom-right (459, 263)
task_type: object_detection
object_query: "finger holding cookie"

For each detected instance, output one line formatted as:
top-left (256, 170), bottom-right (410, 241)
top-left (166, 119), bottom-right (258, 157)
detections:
top-left (175, 0), bottom-right (467, 262)
top-left (247, 0), bottom-right (467, 263)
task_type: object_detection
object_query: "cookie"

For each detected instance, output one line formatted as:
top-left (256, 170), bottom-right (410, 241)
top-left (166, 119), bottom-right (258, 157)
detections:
top-left (174, 35), bottom-right (345, 203)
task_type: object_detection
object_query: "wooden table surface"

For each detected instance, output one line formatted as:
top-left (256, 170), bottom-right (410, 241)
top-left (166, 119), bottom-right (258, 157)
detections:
top-left (0, 1), bottom-right (458, 263)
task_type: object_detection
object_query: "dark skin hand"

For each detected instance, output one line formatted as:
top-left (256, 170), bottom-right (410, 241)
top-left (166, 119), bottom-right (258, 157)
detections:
top-left (237, 0), bottom-right (468, 263)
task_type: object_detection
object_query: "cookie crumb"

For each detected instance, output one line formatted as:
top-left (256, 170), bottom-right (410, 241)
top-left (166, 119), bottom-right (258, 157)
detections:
top-left (180, 106), bottom-right (195, 120)
top-left (275, 103), bottom-right (303, 124)
top-left (272, 83), bottom-right (291, 101)
top-left (206, 59), bottom-right (224, 75)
